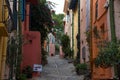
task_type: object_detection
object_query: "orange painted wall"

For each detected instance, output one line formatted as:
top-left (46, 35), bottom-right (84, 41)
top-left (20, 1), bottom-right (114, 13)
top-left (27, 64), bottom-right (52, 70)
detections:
top-left (91, 0), bottom-right (113, 79)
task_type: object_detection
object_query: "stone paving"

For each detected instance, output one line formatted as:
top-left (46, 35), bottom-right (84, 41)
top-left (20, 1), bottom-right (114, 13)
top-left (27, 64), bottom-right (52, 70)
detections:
top-left (30, 55), bottom-right (84, 80)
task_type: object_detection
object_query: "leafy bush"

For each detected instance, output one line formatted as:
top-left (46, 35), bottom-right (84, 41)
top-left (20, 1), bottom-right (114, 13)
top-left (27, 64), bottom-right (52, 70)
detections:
top-left (94, 41), bottom-right (119, 68)
top-left (41, 49), bottom-right (48, 66)
top-left (75, 63), bottom-right (87, 70)
top-left (55, 44), bottom-right (60, 52)
top-left (60, 34), bottom-right (70, 58)
top-left (22, 66), bottom-right (33, 78)
top-left (69, 49), bottom-right (74, 58)
top-left (19, 74), bottom-right (27, 80)
top-left (75, 63), bottom-right (88, 75)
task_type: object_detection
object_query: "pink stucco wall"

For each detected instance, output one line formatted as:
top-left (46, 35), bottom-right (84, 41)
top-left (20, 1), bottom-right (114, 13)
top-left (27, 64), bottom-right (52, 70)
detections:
top-left (21, 3), bottom-right (41, 77)
top-left (80, 0), bottom-right (89, 63)
top-left (22, 31), bottom-right (41, 68)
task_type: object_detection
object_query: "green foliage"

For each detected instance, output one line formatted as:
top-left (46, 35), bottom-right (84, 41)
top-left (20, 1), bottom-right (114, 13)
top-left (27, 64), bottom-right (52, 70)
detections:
top-left (52, 14), bottom-right (64, 42)
top-left (19, 74), bottom-right (27, 80)
top-left (41, 49), bottom-right (48, 66)
top-left (61, 34), bottom-right (71, 58)
top-left (69, 49), bottom-right (74, 58)
top-left (30, 3), bottom-right (53, 45)
top-left (94, 41), bottom-right (120, 68)
top-left (40, 0), bottom-right (46, 4)
top-left (75, 63), bottom-right (87, 70)
top-left (55, 44), bottom-right (59, 52)
top-left (30, 2), bottom-right (53, 66)
top-left (22, 66), bottom-right (33, 78)
top-left (52, 14), bottom-right (64, 29)
top-left (75, 63), bottom-right (88, 75)
top-left (61, 34), bottom-right (70, 48)
top-left (6, 31), bottom-right (22, 79)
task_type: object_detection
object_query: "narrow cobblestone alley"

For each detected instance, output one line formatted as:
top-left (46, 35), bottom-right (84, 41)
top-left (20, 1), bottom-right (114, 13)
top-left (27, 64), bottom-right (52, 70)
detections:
top-left (31, 55), bottom-right (84, 80)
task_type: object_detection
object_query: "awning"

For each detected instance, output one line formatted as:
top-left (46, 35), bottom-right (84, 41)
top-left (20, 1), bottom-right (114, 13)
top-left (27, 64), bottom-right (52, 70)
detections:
top-left (69, 0), bottom-right (78, 10)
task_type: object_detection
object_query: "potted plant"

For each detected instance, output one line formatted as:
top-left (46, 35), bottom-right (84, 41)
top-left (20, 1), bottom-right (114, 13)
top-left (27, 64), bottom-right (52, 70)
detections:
top-left (94, 41), bottom-right (119, 68)
top-left (75, 63), bottom-right (88, 75)
top-left (19, 74), bottom-right (27, 80)
top-left (22, 66), bottom-right (33, 78)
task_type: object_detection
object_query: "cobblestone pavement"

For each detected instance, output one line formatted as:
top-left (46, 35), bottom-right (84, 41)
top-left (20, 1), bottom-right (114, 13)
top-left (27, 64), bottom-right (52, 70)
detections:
top-left (30, 55), bottom-right (84, 80)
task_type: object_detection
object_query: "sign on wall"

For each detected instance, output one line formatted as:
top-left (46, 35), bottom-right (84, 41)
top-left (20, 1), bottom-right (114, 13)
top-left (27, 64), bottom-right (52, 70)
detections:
top-left (33, 64), bottom-right (42, 72)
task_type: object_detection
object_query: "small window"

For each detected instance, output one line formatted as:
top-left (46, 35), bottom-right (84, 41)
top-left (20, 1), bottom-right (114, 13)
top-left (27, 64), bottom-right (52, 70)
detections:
top-left (100, 24), bottom-right (105, 39)
top-left (81, 8), bottom-right (83, 11)
top-left (95, 0), bottom-right (98, 20)
top-left (29, 40), bottom-right (32, 43)
top-left (93, 26), bottom-right (100, 39)
top-left (100, 24), bottom-right (105, 33)
top-left (82, 47), bottom-right (86, 62)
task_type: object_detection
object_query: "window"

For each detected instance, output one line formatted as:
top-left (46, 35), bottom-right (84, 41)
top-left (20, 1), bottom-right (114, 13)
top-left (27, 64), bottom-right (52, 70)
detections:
top-left (95, 0), bottom-right (98, 20)
top-left (82, 46), bottom-right (86, 62)
top-left (100, 24), bottom-right (105, 39)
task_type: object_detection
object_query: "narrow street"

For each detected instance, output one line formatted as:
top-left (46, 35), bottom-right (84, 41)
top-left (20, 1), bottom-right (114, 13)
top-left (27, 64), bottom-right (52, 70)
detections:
top-left (1, 0), bottom-right (120, 79)
top-left (32, 55), bottom-right (84, 80)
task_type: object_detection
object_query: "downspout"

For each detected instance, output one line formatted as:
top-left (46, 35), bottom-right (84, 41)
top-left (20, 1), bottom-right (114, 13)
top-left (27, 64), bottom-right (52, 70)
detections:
top-left (109, 0), bottom-right (120, 79)
top-left (77, 0), bottom-right (80, 62)
top-left (15, 0), bottom-right (22, 79)
top-left (13, 0), bottom-right (17, 29)
top-left (90, 0), bottom-right (93, 78)
top-left (109, 0), bottom-right (116, 42)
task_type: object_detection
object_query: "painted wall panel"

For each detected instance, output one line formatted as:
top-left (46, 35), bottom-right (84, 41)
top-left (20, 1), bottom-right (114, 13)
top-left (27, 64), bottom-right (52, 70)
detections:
top-left (91, 0), bottom-right (113, 79)
top-left (73, 8), bottom-right (78, 58)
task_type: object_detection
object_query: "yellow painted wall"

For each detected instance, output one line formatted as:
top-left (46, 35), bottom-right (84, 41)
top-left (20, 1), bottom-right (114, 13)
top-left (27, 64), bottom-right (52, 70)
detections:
top-left (73, 8), bottom-right (78, 58)
top-left (0, 37), bottom-right (8, 79)
top-left (0, 37), bottom-right (2, 79)
top-left (0, 0), bottom-right (8, 36)
top-left (0, 0), bottom-right (9, 79)
top-left (0, 0), bottom-right (2, 22)
top-left (0, 0), bottom-right (8, 22)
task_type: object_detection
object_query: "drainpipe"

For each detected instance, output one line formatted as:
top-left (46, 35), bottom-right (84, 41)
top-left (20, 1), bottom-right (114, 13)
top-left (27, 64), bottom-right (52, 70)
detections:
top-left (109, 0), bottom-right (120, 79)
top-left (77, 0), bottom-right (80, 63)
top-left (15, 0), bottom-right (22, 79)
top-left (13, 0), bottom-right (17, 29)
top-left (90, 0), bottom-right (93, 79)
top-left (17, 0), bottom-right (22, 75)
top-left (109, 0), bottom-right (116, 42)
